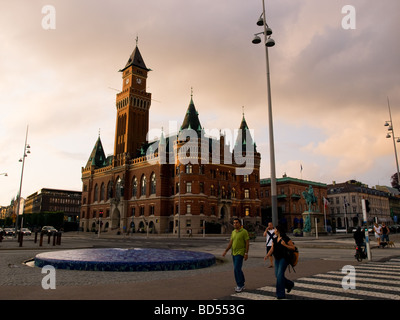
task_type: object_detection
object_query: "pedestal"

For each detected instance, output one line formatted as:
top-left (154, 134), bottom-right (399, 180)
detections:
top-left (302, 211), bottom-right (327, 236)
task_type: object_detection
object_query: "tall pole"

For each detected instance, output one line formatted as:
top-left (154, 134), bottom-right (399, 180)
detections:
top-left (387, 97), bottom-right (400, 185)
top-left (14, 125), bottom-right (29, 237)
top-left (262, 0), bottom-right (278, 226)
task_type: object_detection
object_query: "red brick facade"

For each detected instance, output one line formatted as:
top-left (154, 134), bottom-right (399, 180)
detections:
top-left (80, 45), bottom-right (261, 235)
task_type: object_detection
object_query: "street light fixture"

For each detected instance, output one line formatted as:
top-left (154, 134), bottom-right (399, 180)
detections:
top-left (14, 126), bottom-right (31, 237)
top-left (252, 0), bottom-right (278, 227)
top-left (384, 98), bottom-right (400, 188)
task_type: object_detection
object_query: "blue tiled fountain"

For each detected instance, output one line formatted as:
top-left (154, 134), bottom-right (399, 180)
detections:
top-left (34, 248), bottom-right (216, 272)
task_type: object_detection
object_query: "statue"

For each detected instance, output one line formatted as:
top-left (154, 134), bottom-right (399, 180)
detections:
top-left (303, 213), bottom-right (311, 232)
top-left (302, 185), bottom-right (317, 212)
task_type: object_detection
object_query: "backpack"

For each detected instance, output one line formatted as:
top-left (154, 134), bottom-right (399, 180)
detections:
top-left (286, 245), bottom-right (299, 272)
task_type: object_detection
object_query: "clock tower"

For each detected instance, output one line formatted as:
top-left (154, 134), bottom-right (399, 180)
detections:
top-left (114, 44), bottom-right (152, 161)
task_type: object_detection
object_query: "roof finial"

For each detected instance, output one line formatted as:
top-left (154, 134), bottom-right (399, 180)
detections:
top-left (98, 128), bottom-right (101, 137)
top-left (242, 106), bottom-right (245, 117)
top-left (135, 34), bottom-right (139, 47)
top-left (191, 87), bottom-right (193, 98)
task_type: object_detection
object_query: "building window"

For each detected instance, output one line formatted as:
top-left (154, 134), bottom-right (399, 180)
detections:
top-left (245, 207), bottom-right (250, 216)
top-left (187, 204), bottom-right (191, 214)
top-left (200, 182), bottom-right (204, 193)
top-left (150, 173), bottom-right (156, 194)
top-left (107, 181), bottom-right (113, 199)
top-left (140, 206), bottom-right (145, 216)
top-left (150, 205), bottom-right (155, 215)
top-left (232, 188), bottom-right (236, 198)
top-left (244, 189), bottom-right (250, 199)
top-left (186, 182), bottom-right (192, 193)
top-left (211, 185), bottom-right (215, 196)
top-left (141, 175), bottom-right (147, 196)
top-left (132, 177), bottom-right (138, 198)
top-left (100, 183), bottom-right (105, 201)
top-left (186, 164), bottom-right (193, 174)
top-left (244, 175), bottom-right (249, 182)
top-left (94, 184), bottom-right (99, 202)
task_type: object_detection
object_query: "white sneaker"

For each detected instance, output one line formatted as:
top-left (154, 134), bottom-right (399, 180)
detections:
top-left (235, 286), bottom-right (245, 293)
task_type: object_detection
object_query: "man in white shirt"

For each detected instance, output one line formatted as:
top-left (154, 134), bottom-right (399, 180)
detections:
top-left (263, 222), bottom-right (276, 268)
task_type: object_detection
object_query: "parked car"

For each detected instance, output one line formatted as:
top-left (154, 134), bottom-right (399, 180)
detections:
top-left (41, 226), bottom-right (57, 234)
top-left (389, 224), bottom-right (400, 233)
top-left (19, 228), bottom-right (32, 236)
top-left (3, 228), bottom-right (15, 236)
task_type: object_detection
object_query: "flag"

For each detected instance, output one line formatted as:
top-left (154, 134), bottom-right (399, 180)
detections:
top-left (323, 197), bottom-right (329, 208)
top-left (300, 164), bottom-right (303, 172)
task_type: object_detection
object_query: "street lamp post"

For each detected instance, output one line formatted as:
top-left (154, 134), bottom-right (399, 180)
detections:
top-left (384, 98), bottom-right (400, 187)
top-left (252, 0), bottom-right (278, 227)
top-left (14, 125), bottom-right (31, 238)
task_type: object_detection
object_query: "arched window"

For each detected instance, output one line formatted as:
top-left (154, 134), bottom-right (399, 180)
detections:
top-left (107, 181), bottom-right (113, 200)
top-left (94, 184), bottom-right (99, 202)
top-left (150, 173), bottom-right (156, 194)
top-left (132, 177), bottom-right (138, 198)
top-left (141, 175), bottom-right (147, 196)
top-left (100, 183), bottom-right (105, 201)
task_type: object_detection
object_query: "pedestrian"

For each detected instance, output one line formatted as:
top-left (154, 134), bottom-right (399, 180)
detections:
top-left (373, 222), bottom-right (381, 246)
top-left (264, 224), bottom-right (295, 299)
top-left (381, 222), bottom-right (390, 243)
top-left (263, 222), bottom-right (276, 268)
top-left (222, 218), bottom-right (250, 293)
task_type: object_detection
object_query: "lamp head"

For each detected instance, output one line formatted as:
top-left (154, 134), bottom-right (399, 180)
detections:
top-left (386, 134), bottom-right (392, 139)
top-left (257, 17), bottom-right (264, 26)
top-left (266, 38), bottom-right (275, 47)
top-left (252, 35), bottom-right (262, 44)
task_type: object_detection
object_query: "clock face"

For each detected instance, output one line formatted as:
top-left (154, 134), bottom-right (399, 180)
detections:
top-left (125, 78), bottom-right (129, 84)
top-left (136, 77), bottom-right (142, 84)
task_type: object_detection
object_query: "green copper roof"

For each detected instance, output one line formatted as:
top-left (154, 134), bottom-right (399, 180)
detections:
top-left (234, 114), bottom-right (257, 152)
top-left (180, 97), bottom-right (202, 134)
top-left (86, 136), bottom-right (107, 168)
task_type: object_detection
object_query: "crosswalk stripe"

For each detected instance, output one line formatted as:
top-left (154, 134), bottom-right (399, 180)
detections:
top-left (297, 277), bottom-right (400, 293)
top-left (328, 270), bottom-right (400, 279)
top-left (313, 273), bottom-right (400, 286)
top-left (293, 282), bottom-right (398, 300)
top-left (231, 292), bottom-right (277, 300)
top-left (225, 257), bottom-right (400, 300)
top-left (257, 285), bottom-right (358, 300)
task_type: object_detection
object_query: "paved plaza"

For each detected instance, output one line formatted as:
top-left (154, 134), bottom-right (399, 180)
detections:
top-left (1, 232), bottom-right (400, 300)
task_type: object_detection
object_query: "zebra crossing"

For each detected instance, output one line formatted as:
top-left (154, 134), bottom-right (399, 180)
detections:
top-left (230, 258), bottom-right (400, 300)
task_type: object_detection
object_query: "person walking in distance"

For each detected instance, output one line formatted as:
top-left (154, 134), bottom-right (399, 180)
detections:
top-left (264, 224), bottom-right (295, 299)
top-left (263, 222), bottom-right (276, 268)
top-left (222, 218), bottom-right (250, 293)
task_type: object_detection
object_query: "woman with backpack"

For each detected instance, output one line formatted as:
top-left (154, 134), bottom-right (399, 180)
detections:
top-left (264, 224), bottom-right (295, 299)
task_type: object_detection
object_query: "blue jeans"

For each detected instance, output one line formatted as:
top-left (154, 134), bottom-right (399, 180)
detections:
top-left (232, 254), bottom-right (245, 287)
top-left (274, 257), bottom-right (294, 298)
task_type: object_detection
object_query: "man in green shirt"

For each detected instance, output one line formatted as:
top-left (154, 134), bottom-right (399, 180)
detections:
top-left (223, 218), bottom-right (250, 292)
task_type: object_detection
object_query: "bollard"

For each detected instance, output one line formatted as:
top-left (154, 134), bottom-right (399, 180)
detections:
top-left (48, 233), bottom-right (51, 244)
top-left (34, 231), bottom-right (38, 243)
top-left (0, 233), bottom-right (3, 242)
top-left (39, 232), bottom-right (44, 246)
top-left (57, 232), bottom-right (62, 245)
top-left (19, 232), bottom-right (23, 247)
top-left (52, 233), bottom-right (56, 246)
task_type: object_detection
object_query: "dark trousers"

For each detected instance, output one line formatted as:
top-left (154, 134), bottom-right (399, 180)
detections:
top-left (275, 257), bottom-right (294, 298)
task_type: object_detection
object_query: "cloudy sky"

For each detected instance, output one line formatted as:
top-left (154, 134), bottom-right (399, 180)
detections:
top-left (0, 0), bottom-right (399, 205)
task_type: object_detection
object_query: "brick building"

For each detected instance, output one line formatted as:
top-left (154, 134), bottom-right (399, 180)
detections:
top-left (260, 175), bottom-right (328, 231)
top-left (80, 44), bottom-right (261, 235)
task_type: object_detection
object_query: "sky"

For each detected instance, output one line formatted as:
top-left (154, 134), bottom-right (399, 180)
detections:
top-left (0, 0), bottom-right (399, 206)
